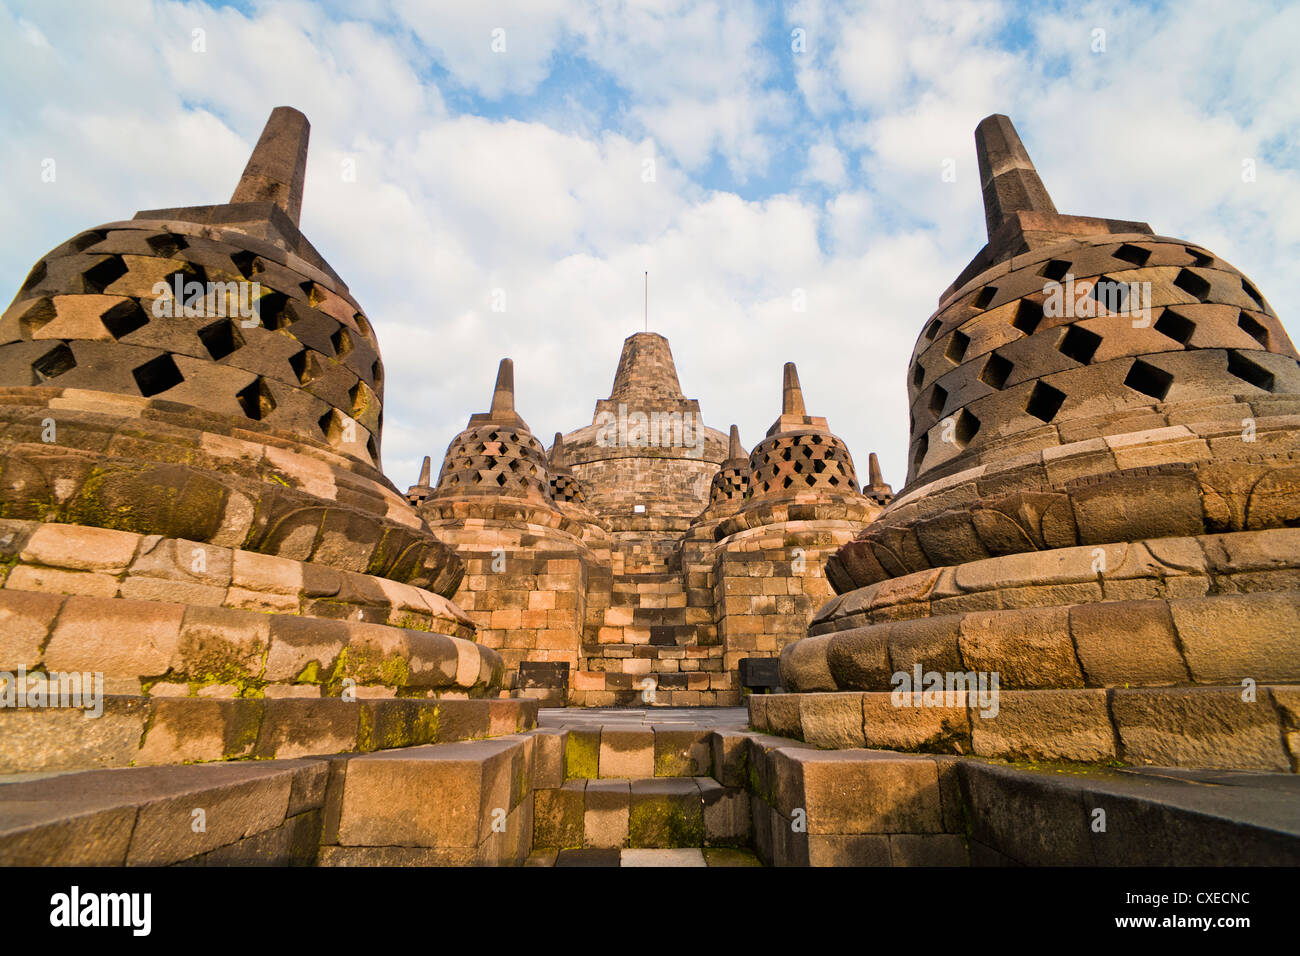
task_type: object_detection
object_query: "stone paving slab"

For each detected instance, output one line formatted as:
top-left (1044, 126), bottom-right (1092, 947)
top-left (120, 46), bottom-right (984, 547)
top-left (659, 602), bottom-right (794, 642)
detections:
top-left (528, 846), bottom-right (761, 866)
top-left (621, 848), bottom-right (706, 867)
top-left (538, 707), bottom-right (748, 731)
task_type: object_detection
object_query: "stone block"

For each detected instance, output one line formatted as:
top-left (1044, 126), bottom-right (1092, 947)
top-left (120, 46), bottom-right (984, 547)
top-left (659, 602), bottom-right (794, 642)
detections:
top-left (698, 777), bottom-right (750, 846)
top-left (0, 696), bottom-right (148, 774)
top-left (825, 624), bottom-right (893, 690)
top-left (652, 727), bottom-right (712, 776)
top-left (531, 728), bottom-right (566, 790)
top-left (43, 595), bottom-right (185, 679)
top-left (20, 523), bottom-right (138, 573)
top-left (627, 778), bottom-right (702, 848)
top-left (1111, 687), bottom-right (1290, 770)
top-left (799, 692), bottom-right (867, 748)
top-left (958, 605), bottom-right (1082, 688)
top-left (533, 780), bottom-right (584, 848)
top-left (137, 697), bottom-right (263, 765)
top-left (1171, 592), bottom-right (1300, 683)
top-left (0, 589), bottom-right (63, 669)
top-left (971, 689), bottom-right (1114, 762)
top-left (335, 738), bottom-right (522, 848)
top-left (253, 698), bottom-right (361, 759)
top-left (764, 693), bottom-right (803, 740)
top-left (889, 833), bottom-right (969, 866)
top-left (584, 778), bottom-right (630, 848)
top-left (262, 614), bottom-right (348, 683)
top-left (599, 728), bottom-right (654, 778)
top-left (171, 605), bottom-right (270, 684)
top-left (862, 691), bottom-right (973, 754)
top-left (807, 833), bottom-right (891, 866)
top-left (125, 764), bottom-right (296, 866)
top-left (1070, 600), bottom-right (1189, 686)
top-left (564, 728), bottom-right (600, 779)
top-left (773, 748), bottom-right (944, 834)
top-left (711, 731), bottom-right (749, 787)
top-left (956, 760), bottom-right (1096, 865)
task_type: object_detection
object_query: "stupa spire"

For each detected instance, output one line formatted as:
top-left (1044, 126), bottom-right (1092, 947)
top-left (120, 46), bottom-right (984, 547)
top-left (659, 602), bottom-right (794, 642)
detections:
top-left (230, 106), bottom-right (310, 227)
top-left (974, 113), bottom-right (1058, 241)
top-left (782, 362), bottom-right (806, 417)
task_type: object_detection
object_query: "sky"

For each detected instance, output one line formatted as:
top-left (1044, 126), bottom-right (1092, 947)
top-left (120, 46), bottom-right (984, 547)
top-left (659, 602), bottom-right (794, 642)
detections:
top-left (2, 0), bottom-right (1298, 492)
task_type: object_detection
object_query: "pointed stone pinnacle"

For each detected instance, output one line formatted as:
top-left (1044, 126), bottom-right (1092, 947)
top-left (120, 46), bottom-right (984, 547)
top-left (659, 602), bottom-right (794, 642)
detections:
top-left (868, 452), bottom-right (884, 488)
top-left (727, 424), bottom-right (743, 461)
top-left (489, 358), bottom-right (515, 417)
top-left (974, 114), bottom-right (1057, 242)
top-left (231, 107), bottom-right (310, 227)
top-left (418, 455), bottom-right (432, 486)
top-left (550, 432), bottom-right (565, 467)
top-left (782, 363), bottom-right (806, 417)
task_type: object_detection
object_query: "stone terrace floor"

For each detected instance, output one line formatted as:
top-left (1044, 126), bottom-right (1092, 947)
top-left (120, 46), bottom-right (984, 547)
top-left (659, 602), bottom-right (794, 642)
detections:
top-left (525, 847), bottom-right (762, 866)
top-left (537, 707), bottom-right (750, 731)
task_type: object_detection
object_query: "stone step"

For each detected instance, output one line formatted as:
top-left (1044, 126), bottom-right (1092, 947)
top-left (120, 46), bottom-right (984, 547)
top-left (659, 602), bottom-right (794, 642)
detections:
top-left (0, 694), bottom-right (538, 774)
top-left (0, 758), bottom-right (329, 865)
top-left (611, 571), bottom-right (681, 585)
top-left (533, 776), bottom-right (750, 850)
top-left (528, 846), bottom-right (762, 867)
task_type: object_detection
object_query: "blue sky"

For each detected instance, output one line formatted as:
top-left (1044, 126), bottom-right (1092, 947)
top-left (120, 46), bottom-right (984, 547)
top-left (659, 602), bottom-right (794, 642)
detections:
top-left (2, 0), bottom-right (1298, 491)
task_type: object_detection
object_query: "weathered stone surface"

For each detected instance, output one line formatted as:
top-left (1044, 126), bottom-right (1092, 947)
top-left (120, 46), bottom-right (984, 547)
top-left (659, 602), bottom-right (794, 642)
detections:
top-left (43, 595), bottom-right (185, 678)
top-left (584, 777), bottom-right (630, 848)
top-left (531, 728), bottom-right (566, 790)
top-left (627, 778), bottom-right (702, 848)
top-left (137, 697), bottom-right (262, 765)
top-left (20, 523), bottom-right (139, 572)
top-left (798, 692), bottom-right (866, 749)
top-left (599, 728), bottom-right (654, 778)
top-left (1111, 687), bottom-right (1290, 770)
top-left (1170, 592), bottom-right (1300, 683)
top-left (0, 697), bottom-right (148, 773)
top-left (808, 833), bottom-right (891, 866)
top-left (889, 833), bottom-right (969, 866)
top-left (957, 606), bottom-right (1081, 688)
top-left (533, 780), bottom-right (584, 848)
top-left (652, 727), bottom-right (711, 776)
top-left (779, 633), bottom-right (836, 692)
top-left (772, 748), bottom-right (944, 834)
top-left (0, 589), bottom-right (63, 669)
top-left (825, 624), bottom-right (893, 691)
top-left (335, 738), bottom-right (522, 848)
top-left (1070, 600), bottom-right (1189, 686)
top-left (971, 689), bottom-right (1114, 762)
top-left (764, 694), bottom-right (803, 740)
top-left (698, 777), bottom-right (750, 846)
top-left (861, 692), bottom-right (972, 754)
top-left (254, 698), bottom-right (363, 760)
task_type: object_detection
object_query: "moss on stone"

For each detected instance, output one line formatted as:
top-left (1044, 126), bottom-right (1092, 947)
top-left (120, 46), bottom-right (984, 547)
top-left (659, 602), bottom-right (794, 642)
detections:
top-left (295, 660), bottom-right (320, 684)
top-left (564, 731), bottom-right (599, 780)
top-left (628, 798), bottom-right (703, 848)
top-left (223, 701), bottom-right (263, 758)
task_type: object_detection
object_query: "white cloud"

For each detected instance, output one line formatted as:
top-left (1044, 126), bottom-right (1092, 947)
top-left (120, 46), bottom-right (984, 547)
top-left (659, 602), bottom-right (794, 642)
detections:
top-left (1, 0), bottom-right (1298, 497)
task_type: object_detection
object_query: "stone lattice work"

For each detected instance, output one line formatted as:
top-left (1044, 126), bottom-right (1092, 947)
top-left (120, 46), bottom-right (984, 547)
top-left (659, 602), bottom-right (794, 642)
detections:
top-left (779, 114), bottom-right (1300, 774)
top-left (0, 107), bottom-right (503, 747)
top-left (434, 360), bottom-right (552, 502)
top-left (746, 364), bottom-right (859, 499)
top-left (2, 111), bottom-right (385, 469)
top-left (707, 425), bottom-right (749, 508)
top-left (547, 432), bottom-right (588, 503)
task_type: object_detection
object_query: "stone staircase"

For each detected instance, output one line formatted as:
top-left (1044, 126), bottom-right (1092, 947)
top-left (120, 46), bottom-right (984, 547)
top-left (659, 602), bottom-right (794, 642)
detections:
top-left (572, 535), bottom-right (733, 707)
top-left (528, 726), bottom-right (752, 864)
